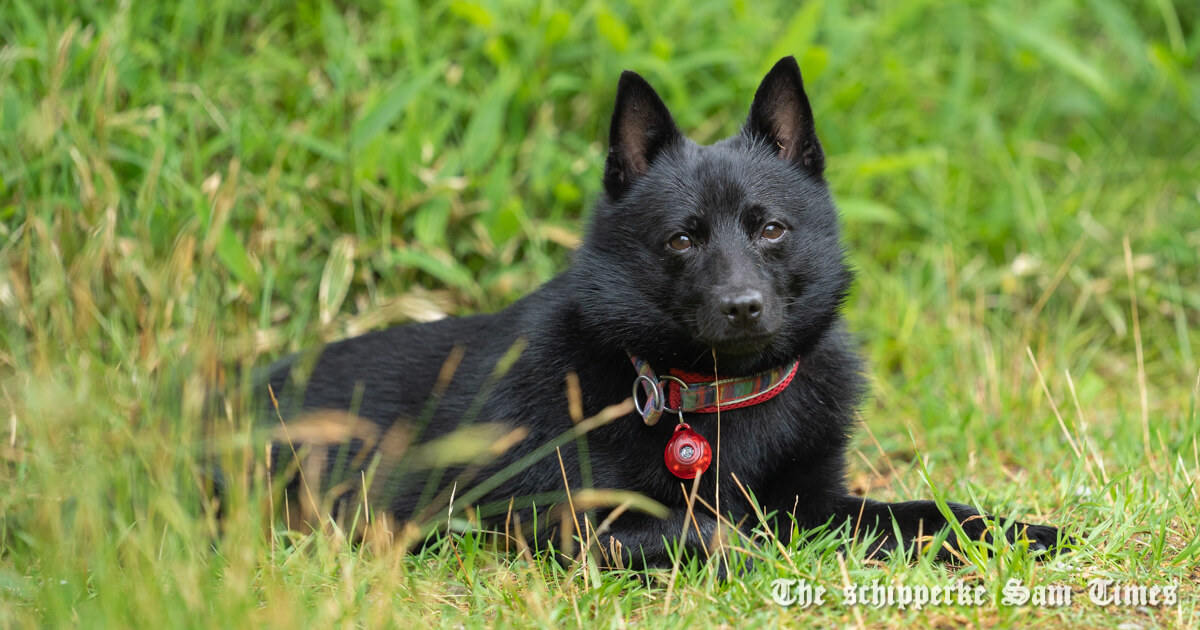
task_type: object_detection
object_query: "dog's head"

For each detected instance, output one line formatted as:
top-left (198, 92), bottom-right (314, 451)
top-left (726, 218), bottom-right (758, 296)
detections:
top-left (574, 57), bottom-right (853, 375)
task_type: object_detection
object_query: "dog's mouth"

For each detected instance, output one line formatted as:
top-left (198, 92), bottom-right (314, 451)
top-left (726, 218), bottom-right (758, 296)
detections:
top-left (704, 331), bottom-right (777, 356)
top-left (689, 313), bottom-right (782, 356)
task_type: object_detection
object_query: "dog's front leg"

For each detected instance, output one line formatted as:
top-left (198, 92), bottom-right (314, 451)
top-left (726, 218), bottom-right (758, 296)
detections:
top-left (759, 456), bottom-right (1066, 559)
top-left (828, 496), bottom-right (1065, 560)
top-left (591, 509), bottom-right (736, 575)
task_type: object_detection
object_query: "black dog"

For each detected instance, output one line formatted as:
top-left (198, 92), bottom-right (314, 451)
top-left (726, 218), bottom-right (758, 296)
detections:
top-left (264, 57), bottom-right (1064, 569)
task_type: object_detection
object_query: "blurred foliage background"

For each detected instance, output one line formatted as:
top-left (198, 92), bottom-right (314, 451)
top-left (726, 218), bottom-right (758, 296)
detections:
top-left (1, 0), bottom-right (1198, 626)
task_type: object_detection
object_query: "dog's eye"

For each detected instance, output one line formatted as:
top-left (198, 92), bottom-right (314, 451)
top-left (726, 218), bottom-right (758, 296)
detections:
top-left (760, 222), bottom-right (787, 241)
top-left (667, 233), bottom-right (693, 251)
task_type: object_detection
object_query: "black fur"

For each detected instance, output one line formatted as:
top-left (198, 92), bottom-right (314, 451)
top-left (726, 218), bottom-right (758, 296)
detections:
top-left (264, 57), bottom-right (1065, 569)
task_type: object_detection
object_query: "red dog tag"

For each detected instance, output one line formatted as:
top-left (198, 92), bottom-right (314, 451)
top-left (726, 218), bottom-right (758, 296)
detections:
top-left (663, 423), bottom-right (711, 479)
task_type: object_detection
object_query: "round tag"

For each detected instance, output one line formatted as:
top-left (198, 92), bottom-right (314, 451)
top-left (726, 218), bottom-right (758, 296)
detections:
top-left (663, 423), bottom-right (711, 479)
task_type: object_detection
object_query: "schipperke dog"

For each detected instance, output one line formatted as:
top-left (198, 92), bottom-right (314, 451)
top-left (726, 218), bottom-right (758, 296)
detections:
top-left (263, 57), bottom-right (1065, 570)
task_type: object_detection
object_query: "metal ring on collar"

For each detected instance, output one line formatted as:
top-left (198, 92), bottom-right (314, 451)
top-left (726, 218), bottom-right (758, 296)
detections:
top-left (632, 373), bottom-right (664, 423)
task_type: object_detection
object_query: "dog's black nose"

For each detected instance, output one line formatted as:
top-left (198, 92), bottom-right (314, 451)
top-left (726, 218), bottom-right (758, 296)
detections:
top-left (720, 291), bottom-right (764, 327)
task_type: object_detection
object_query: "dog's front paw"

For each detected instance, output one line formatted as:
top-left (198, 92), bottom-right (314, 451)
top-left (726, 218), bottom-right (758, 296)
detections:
top-left (1007, 522), bottom-right (1072, 555)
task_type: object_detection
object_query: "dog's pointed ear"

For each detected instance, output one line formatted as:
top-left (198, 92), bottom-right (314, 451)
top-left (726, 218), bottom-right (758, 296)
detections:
top-left (603, 71), bottom-right (681, 199)
top-left (744, 56), bottom-right (824, 174)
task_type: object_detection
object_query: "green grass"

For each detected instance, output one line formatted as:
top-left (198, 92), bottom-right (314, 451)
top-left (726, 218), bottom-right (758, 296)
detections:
top-left (2, 0), bottom-right (1198, 627)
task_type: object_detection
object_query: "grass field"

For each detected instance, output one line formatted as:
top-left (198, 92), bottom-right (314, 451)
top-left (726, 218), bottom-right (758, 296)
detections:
top-left (2, 0), bottom-right (1199, 627)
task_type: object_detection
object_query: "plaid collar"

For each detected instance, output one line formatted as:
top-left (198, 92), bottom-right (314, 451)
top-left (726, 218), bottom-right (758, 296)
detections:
top-left (629, 354), bottom-right (800, 425)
